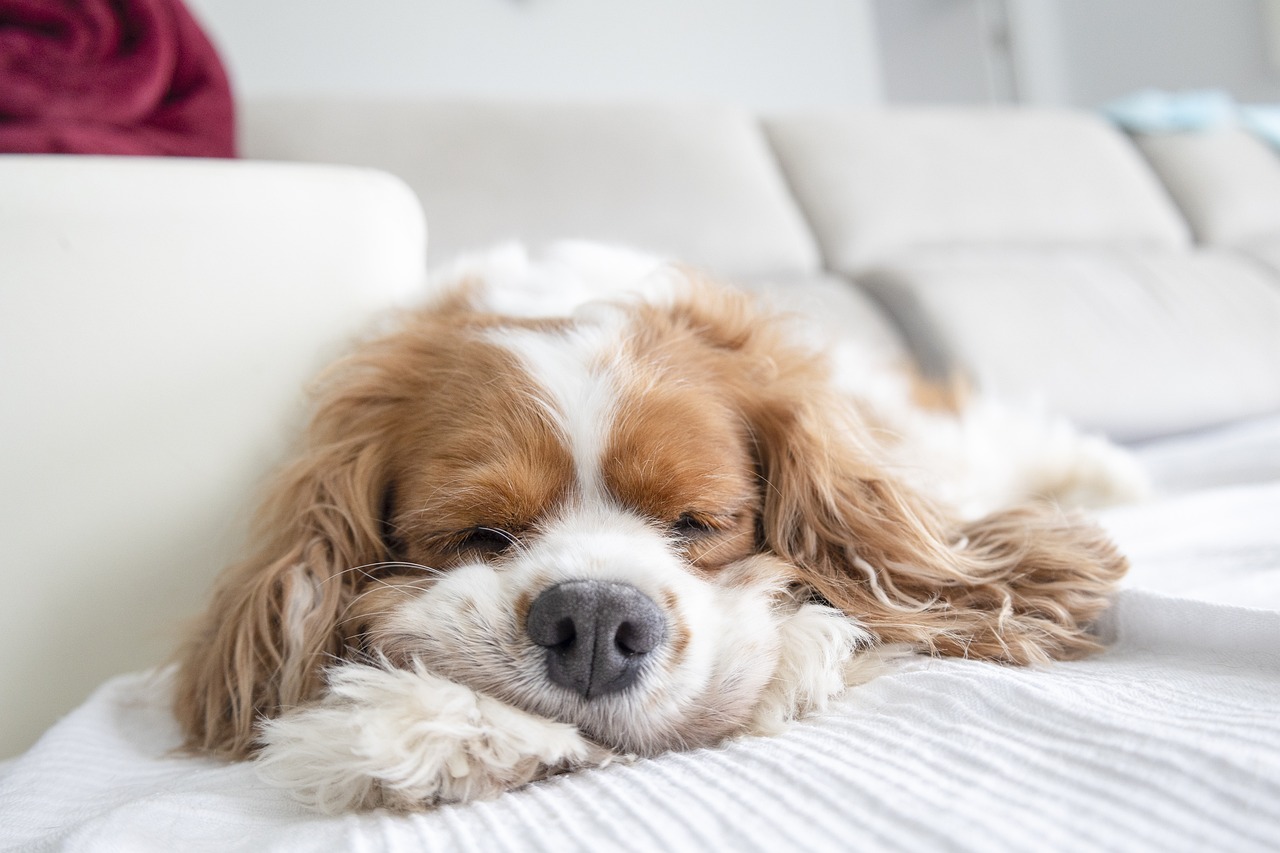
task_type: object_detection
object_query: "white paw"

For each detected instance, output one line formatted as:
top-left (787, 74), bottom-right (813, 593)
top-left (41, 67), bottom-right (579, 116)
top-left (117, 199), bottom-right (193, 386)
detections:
top-left (746, 602), bottom-right (874, 736)
top-left (255, 662), bottom-right (611, 813)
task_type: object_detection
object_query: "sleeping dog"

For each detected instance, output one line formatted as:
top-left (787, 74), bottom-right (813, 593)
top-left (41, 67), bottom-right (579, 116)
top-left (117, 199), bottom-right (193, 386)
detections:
top-left (174, 244), bottom-right (1139, 812)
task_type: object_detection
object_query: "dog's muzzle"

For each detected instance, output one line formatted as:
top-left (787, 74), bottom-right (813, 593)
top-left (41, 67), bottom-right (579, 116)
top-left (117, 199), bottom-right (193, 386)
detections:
top-left (526, 580), bottom-right (666, 699)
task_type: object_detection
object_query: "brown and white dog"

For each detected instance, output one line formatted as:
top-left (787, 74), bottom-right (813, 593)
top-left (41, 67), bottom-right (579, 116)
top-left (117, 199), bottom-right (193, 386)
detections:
top-left (174, 243), bottom-right (1141, 813)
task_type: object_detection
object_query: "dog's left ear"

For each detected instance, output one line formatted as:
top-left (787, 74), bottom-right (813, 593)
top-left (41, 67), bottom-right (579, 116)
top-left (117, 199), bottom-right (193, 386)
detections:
top-left (665, 280), bottom-right (1127, 665)
top-left (742, 367), bottom-right (1127, 663)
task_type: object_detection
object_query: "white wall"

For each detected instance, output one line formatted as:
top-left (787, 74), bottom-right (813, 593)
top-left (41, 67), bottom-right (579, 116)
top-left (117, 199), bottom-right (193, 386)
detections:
top-left (1048, 0), bottom-right (1280, 106)
top-left (874, 0), bottom-right (1280, 107)
top-left (873, 0), bottom-right (1010, 103)
top-left (185, 0), bottom-right (1280, 111)
top-left (185, 0), bottom-right (883, 111)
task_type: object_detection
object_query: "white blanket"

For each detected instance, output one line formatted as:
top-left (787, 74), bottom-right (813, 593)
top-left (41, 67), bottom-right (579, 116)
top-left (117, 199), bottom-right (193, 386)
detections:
top-left (4, 482), bottom-right (1279, 852)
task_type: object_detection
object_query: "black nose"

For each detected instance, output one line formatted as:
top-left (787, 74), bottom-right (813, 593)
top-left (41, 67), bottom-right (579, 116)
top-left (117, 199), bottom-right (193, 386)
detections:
top-left (525, 580), bottom-right (666, 699)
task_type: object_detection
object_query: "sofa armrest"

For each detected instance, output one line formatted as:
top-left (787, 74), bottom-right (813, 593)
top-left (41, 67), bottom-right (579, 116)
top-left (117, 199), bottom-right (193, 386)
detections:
top-left (0, 155), bottom-right (427, 758)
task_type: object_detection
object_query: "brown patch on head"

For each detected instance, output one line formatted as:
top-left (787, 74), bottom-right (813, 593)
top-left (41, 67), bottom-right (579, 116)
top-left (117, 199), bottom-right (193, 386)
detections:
top-left (380, 323), bottom-right (578, 568)
top-left (599, 319), bottom-right (762, 570)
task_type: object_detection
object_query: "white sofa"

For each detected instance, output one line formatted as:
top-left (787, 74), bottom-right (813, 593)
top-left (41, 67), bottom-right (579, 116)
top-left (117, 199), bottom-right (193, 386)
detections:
top-left (2, 101), bottom-right (1279, 850)
top-left (240, 99), bottom-right (1280, 443)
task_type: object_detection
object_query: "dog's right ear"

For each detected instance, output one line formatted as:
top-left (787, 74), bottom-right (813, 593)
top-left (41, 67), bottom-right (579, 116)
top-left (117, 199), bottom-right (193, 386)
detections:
top-left (173, 350), bottom-right (403, 758)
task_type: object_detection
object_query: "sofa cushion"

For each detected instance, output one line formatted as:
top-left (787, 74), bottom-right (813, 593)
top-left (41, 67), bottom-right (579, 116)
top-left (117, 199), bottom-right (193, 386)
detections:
top-left (732, 272), bottom-right (907, 362)
top-left (0, 155), bottom-right (426, 757)
top-left (858, 248), bottom-right (1280, 440)
top-left (1134, 129), bottom-right (1280, 247)
top-left (766, 109), bottom-right (1190, 274)
top-left (240, 98), bottom-right (820, 278)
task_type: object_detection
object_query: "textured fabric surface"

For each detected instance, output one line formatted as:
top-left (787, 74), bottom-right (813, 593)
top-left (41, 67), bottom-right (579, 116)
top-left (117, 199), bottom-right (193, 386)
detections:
top-left (858, 247), bottom-right (1280, 441)
top-left (2, 479), bottom-right (1278, 852)
top-left (0, 0), bottom-right (234, 157)
top-left (1111, 480), bottom-right (1280, 610)
top-left (1135, 129), bottom-right (1280, 246)
top-left (239, 98), bottom-right (819, 278)
top-left (765, 108), bottom-right (1190, 274)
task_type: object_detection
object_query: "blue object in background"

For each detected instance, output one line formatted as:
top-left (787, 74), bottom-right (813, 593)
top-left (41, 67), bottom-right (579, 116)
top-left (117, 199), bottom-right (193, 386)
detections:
top-left (1102, 88), bottom-right (1238, 133)
top-left (1103, 88), bottom-right (1280, 151)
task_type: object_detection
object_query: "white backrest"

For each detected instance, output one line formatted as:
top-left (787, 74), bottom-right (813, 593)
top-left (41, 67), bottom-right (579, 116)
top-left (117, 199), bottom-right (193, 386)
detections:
top-left (0, 155), bottom-right (427, 757)
top-left (238, 98), bottom-right (820, 279)
top-left (1135, 129), bottom-right (1280, 246)
top-left (766, 108), bottom-right (1191, 273)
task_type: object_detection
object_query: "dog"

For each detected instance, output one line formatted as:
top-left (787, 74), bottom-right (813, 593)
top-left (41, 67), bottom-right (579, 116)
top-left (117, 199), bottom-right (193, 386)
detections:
top-left (174, 243), bottom-right (1140, 813)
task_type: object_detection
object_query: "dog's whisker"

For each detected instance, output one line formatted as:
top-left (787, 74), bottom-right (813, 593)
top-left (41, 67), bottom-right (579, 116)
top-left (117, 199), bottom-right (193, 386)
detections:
top-left (322, 561), bottom-right (445, 591)
top-left (338, 577), bottom-right (436, 617)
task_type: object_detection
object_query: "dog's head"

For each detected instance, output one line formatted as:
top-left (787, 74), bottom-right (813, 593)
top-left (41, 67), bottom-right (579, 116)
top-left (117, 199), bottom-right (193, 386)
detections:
top-left (175, 268), bottom-right (1125, 758)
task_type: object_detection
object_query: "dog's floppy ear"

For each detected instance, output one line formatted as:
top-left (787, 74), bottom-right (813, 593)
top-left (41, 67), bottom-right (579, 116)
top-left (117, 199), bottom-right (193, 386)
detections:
top-left (744, 368), bottom-right (1127, 663)
top-left (667, 280), bottom-right (1127, 665)
top-left (174, 354), bottom-right (401, 758)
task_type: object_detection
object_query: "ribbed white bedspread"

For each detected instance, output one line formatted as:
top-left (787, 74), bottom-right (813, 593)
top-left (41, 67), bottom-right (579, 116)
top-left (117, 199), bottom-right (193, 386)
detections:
top-left (3, 483), bottom-right (1278, 852)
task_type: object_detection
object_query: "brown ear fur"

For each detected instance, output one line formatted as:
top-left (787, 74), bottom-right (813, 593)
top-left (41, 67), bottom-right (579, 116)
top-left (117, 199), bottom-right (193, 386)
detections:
top-left (753, 399), bottom-right (1126, 663)
top-left (667, 279), bottom-right (1127, 664)
top-left (173, 350), bottom-right (402, 757)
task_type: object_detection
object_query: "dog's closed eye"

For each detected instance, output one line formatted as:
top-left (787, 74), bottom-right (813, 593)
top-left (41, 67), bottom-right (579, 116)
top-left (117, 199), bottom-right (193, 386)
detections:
top-left (453, 527), bottom-right (519, 556)
top-left (671, 513), bottom-right (719, 539)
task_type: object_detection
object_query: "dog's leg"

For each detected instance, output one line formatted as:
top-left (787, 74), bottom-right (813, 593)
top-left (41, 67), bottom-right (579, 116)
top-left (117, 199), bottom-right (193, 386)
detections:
top-left (255, 662), bottom-right (611, 813)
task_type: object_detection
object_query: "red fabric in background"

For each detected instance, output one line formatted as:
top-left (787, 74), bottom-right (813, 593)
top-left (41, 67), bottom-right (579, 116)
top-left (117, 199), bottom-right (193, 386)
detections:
top-left (0, 0), bottom-right (235, 157)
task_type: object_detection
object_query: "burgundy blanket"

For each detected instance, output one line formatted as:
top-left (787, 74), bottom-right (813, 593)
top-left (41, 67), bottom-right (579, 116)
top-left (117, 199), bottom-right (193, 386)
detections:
top-left (0, 0), bottom-right (234, 157)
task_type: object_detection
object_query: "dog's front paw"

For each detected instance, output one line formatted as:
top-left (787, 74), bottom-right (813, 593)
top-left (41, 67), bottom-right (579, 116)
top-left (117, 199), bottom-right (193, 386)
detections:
top-left (255, 663), bottom-right (611, 813)
top-left (746, 600), bottom-right (874, 736)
